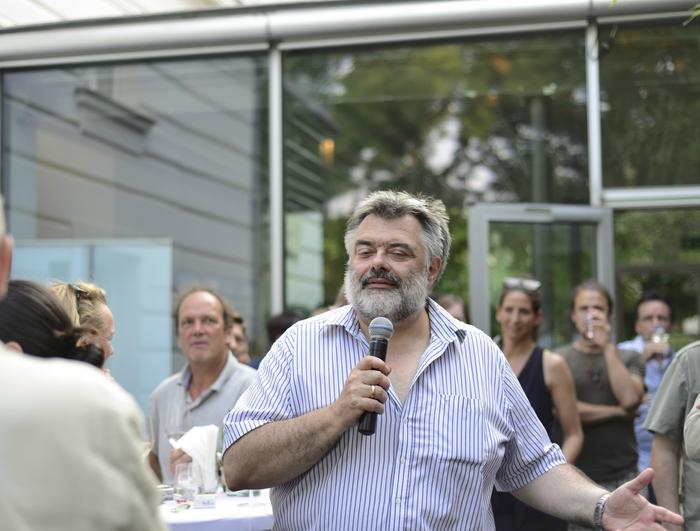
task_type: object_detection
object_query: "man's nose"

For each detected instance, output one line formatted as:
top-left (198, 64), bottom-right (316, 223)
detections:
top-left (369, 249), bottom-right (389, 270)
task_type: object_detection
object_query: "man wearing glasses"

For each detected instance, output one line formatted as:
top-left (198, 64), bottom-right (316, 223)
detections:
top-left (617, 291), bottom-right (674, 499)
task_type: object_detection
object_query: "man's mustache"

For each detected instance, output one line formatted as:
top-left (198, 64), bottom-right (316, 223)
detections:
top-left (361, 269), bottom-right (401, 288)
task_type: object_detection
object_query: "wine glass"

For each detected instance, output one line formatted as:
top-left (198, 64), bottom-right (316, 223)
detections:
top-left (164, 402), bottom-right (190, 446)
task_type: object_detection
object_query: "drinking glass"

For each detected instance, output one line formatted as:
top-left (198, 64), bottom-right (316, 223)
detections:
top-left (651, 325), bottom-right (671, 357)
top-left (651, 325), bottom-right (669, 345)
top-left (164, 403), bottom-right (189, 445)
top-left (174, 462), bottom-right (199, 502)
top-left (585, 313), bottom-right (595, 340)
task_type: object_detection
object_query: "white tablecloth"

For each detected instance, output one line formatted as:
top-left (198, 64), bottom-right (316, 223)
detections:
top-left (161, 490), bottom-right (274, 531)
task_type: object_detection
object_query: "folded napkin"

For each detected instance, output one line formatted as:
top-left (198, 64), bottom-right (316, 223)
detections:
top-left (176, 425), bottom-right (220, 493)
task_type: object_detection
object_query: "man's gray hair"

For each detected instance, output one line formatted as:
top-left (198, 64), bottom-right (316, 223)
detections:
top-left (344, 191), bottom-right (452, 283)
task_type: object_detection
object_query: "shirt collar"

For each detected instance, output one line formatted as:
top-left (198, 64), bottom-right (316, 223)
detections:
top-left (320, 304), bottom-right (363, 340)
top-left (426, 298), bottom-right (468, 344)
top-left (177, 351), bottom-right (239, 393)
top-left (320, 299), bottom-right (468, 345)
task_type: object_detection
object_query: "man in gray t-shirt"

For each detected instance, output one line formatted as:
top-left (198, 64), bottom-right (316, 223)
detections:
top-left (556, 280), bottom-right (645, 530)
top-left (645, 340), bottom-right (700, 531)
top-left (147, 287), bottom-right (256, 484)
top-left (558, 343), bottom-right (644, 484)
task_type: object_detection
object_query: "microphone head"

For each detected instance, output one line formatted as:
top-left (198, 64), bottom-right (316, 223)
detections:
top-left (369, 316), bottom-right (394, 341)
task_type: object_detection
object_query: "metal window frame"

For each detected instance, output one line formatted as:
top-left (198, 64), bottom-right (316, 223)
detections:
top-left (0, 0), bottom-right (695, 312)
top-left (468, 203), bottom-right (614, 336)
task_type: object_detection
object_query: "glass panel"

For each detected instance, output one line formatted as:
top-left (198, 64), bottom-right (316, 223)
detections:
top-left (283, 31), bottom-right (588, 311)
top-left (615, 208), bottom-right (700, 350)
top-left (600, 22), bottom-right (700, 187)
top-left (3, 56), bottom-right (268, 410)
top-left (12, 241), bottom-right (172, 410)
top-left (489, 221), bottom-right (595, 347)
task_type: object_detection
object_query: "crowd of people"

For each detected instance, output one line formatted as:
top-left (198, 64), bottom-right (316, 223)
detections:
top-left (0, 189), bottom-right (696, 530)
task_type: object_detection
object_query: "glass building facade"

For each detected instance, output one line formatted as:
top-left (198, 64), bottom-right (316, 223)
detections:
top-left (0, 0), bottom-right (698, 410)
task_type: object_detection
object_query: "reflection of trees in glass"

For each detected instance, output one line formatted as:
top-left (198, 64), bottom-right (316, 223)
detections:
top-left (487, 222), bottom-right (593, 347)
top-left (615, 208), bottom-right (700, 347)
top-left (600, 23), bottom-right (700, 187)
top-left (285, 32), bottom-right (589, 306)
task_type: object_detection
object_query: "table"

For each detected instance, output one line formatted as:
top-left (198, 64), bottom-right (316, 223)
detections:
top-left (161, 490), bottom-right (274, 531)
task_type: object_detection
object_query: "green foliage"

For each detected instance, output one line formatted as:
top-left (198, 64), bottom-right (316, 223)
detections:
top-left (600, 24), bottom-right (700, 187)
top-left (615, 209), bottom-right (700, 340)
top-left (284, 23), bottom-right (700, 347)
top-left (322, 217), bottom-right (349, 306)
top-left (685, 3), bottom-right (700, 25)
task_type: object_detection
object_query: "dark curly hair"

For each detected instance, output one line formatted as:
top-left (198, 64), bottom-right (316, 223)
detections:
top-left (0, 279), bottom-right (104, 368)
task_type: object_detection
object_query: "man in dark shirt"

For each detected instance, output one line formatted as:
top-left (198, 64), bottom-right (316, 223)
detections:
top-left (557, 280), bottom-right (645, 531)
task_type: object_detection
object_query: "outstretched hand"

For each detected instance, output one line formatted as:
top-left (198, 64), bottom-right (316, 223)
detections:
top-left (602, 468), bottom-right (683, 530)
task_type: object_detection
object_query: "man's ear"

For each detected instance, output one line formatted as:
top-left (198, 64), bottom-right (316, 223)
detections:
top-left (0, 235), bottom-right (13, 300)
top-left (427, 256), bottom-right (442, 288)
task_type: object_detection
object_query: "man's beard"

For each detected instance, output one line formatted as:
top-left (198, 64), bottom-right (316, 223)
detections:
top-left (344, 265), bottom-right (429, 324)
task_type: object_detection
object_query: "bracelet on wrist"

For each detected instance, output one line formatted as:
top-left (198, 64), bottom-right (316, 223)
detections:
top-left (593, 493), bottom-right (610, 531)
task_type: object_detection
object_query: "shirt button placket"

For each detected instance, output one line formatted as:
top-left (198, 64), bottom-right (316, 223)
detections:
top-left (391, 413), bottom-right (412, 530)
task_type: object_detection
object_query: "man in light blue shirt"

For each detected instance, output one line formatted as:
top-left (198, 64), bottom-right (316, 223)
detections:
top-left (618, 292), bottom-right (674, 488)
top-left (222, 191), bottom-right (681, 530)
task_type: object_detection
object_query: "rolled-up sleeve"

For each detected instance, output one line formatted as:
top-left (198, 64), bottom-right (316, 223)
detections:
top-left (644, 352), bottom-right (688, 440)
top-left (495, 362), bottom-right (566, 492)
top-left (685, 394), bottom-right (700, 460)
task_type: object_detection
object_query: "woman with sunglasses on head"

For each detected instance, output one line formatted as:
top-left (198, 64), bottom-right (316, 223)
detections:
top-left (51, 281), bottom-right (115, 377)
top-left (491, 277), bottom-right (583, 531)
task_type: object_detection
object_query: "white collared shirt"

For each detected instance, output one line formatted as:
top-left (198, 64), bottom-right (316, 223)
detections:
top-left (224, 300), bottom-right (564, 530)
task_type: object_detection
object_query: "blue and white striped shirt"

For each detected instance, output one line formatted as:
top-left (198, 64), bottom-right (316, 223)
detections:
top-left (223, 300), bottom-right (565, 530)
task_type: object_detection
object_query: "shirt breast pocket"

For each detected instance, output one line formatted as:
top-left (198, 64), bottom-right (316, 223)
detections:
top-left (430, 395), bottom-right (485, 465)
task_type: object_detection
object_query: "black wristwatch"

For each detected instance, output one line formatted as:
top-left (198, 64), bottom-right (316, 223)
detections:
top-left (593, 493), bottom-right (610, 531)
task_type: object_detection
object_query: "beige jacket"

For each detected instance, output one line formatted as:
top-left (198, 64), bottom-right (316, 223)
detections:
top-left (685, 393), bottom-right (700, 461)
top-left (0, 346), bottom-right (166, 531)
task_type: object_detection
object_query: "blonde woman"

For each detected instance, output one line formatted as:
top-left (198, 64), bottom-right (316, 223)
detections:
top-left (51, 281), bottom-right (115, 375)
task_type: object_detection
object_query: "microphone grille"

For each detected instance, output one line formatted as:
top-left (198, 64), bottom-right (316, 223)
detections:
top-left (369, 316), bottom-right (394, 340)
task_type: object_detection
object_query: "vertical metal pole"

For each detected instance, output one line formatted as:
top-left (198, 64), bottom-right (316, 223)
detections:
top-left (585, 22), bottom-right (615, 305)
top-left (468, 205), bottom-right (491, 336)
top-left (269, 46), bottom-right (284, 314)
top-left (586, 21), bottom-right (603, 208)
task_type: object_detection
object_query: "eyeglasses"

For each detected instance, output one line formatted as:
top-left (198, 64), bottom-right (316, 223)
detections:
top-left (71, 284), bottom-right (88, 307)
top-left (502, 277), bottom-right (542, 292)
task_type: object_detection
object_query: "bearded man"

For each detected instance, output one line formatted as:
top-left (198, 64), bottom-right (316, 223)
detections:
top-left (221, 191), bottom-right (682, 531)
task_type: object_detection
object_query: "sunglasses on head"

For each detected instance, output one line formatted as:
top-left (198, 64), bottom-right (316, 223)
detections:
top-left (71, 284), bottom-right (89, 306)
top-left (502, 277), bottom-right (542, 292)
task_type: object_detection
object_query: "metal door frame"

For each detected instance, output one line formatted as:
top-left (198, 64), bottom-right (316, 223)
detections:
top-left (468, 203), bottom-right (614, 336)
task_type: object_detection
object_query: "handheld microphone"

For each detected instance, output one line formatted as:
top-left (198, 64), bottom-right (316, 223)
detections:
top-left (358, 316), bottom-right (394, 436)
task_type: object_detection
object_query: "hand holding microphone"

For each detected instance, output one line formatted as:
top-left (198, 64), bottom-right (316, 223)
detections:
top-left (358, 317), bottom-right (394, 436)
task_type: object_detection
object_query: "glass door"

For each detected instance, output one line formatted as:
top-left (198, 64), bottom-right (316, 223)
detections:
top-left (469, 204), bottom-right (614, 348)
